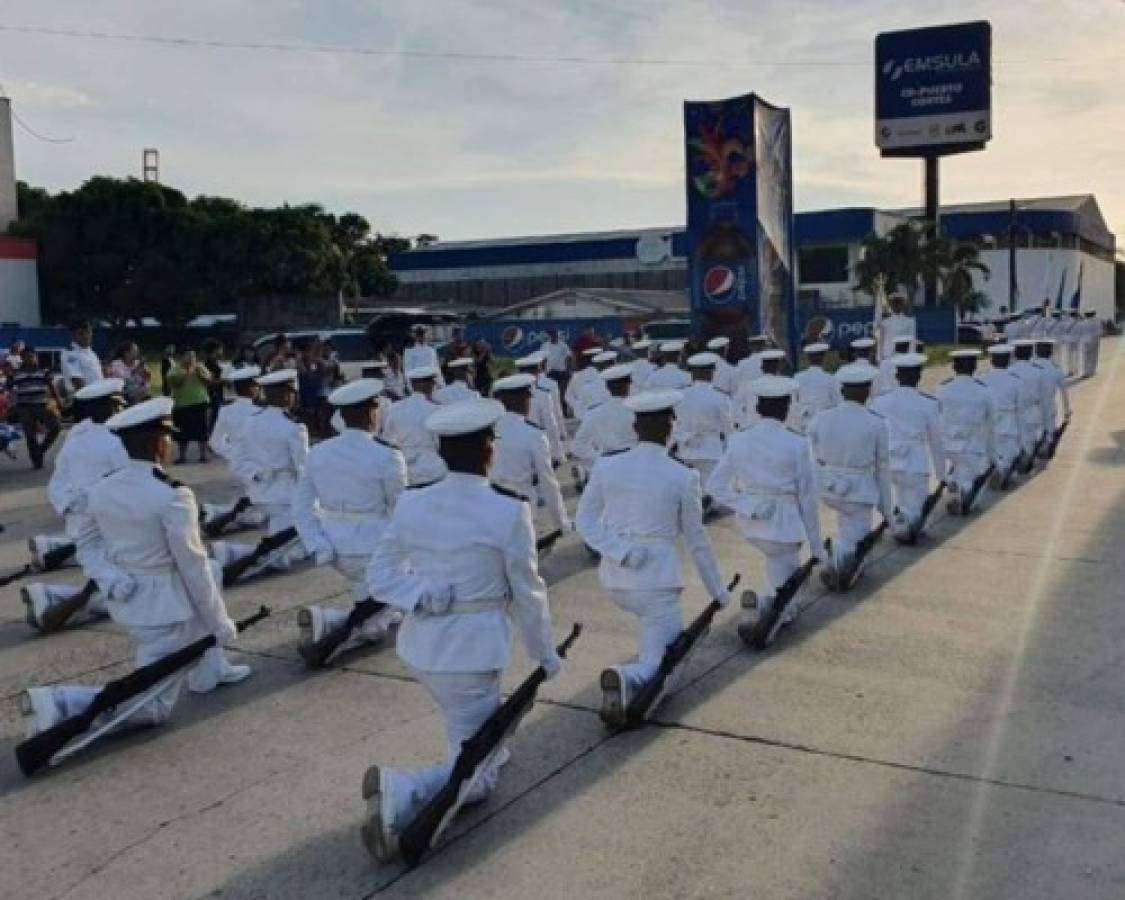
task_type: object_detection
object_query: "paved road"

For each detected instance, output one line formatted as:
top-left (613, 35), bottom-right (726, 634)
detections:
top-left (2, 341), bottom-right (1123, 900)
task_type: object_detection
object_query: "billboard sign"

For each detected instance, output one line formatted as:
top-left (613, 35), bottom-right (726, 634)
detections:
top-left (875, 20), bottom-right (991, 156)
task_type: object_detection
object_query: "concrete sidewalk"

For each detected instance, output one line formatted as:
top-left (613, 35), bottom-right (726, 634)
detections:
top-left (1, 340), bottom-right (1123, 900)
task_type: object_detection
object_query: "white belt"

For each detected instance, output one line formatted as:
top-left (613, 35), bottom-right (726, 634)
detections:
top-left (430, 597), bottom-right (508, 616)
top-left (818, 462), bottom-right (871, 474)
top-left (742, 486), bottom-right (796, 499)
top-left (120, 561), bottom-right (174, 576)
top-left (321, 507), bottom-right (386, 523)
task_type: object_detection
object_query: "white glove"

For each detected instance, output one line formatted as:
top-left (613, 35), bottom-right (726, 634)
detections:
top-left (621, 547), bottom-right (648, 569)
top-left (419, 582), bottom-right (455, 615)
top-left (313, 546), bottom-right (335, 567)
top-left (214, 616), bottom-right (239, 646)
top-left (106, 574), bottom-right (138, 602)
top-left (540, 650), bottom-right (563, 681)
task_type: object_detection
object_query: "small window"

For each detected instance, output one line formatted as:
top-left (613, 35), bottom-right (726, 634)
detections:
top-left (798, 245), bottom-right (849, 283)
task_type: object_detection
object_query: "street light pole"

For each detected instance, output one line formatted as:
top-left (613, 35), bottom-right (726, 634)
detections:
top-left (1008, 198), bottom-right (1019, 313)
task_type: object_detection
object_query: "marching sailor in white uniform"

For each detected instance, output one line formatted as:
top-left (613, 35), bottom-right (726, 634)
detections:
top-left (361, 398), bottom-right (562, 862)
top-left (734, 348), bottom-right (785, 428)
top-left (565, 349), bottom-right (613, 422)
top-left (792, 342), bottom-right (840, 433)
top-left (489, 374), bottom-right (571, 535)
top-left (706, 336), bottom-right (738, 398)
top-left (979, 344), bottom-right (1024, 484)
top-left (869, 352), bottom-right (946, 541)
top-left (1081, 310), bottom-right (1101, 377)
top-left (1011, 339), bottom-right (1048, 462)
top-left (645, 341), bottom-right (691, 391)
top-left (673, 352), bottom-right (733, 502)
top-left (200, 364), bottom-right (269, 532)
top-left (734, 334), bottom-right (770, 387)
top-left (432, 357), bottom-right (479, 405)
top-left (707, 375), bottom-right (822, 639)
top-left (807, 363), bottom-right (894, 589)
top-left (381, 366), bottom-right (447, 488)
top-left (877, 295), bottom-right (916, 360)
top-left (211, 369), bottom-right (311, 576)
top-left (514, 351), bottom-right (567, 467)
top-left (628, 339), bottom-right (657, 393)
top-left (21, 398), bottom-right (250, 742)
top-left (23, 379), bottom-right (129, 630)
top-left (848, 336), bottom-right (877, 367)
top-left (1034, 339), bottom-right (1071, 445)
top-left (295, 379), bottom-right (408, 663)
top-left (576, 390), bottom-right (730, 727)
top-left (936, 350), bottom-right (994, 514)
top-left (873, 336), bottom-right (913, 398)
top-left (571, 364), bottom-right (637, 482)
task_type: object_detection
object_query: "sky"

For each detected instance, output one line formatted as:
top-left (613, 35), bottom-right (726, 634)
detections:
top-left (2, 1), bottom-right (1123, 246)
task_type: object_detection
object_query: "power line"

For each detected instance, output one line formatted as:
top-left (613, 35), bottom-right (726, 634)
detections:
top-left (0, 80), bottom-right (74, 143)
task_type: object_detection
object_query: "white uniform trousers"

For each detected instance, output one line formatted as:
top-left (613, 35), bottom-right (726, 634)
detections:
top-left (823, 497), bottom-right (873, 561)
top-left (44, 617), bottom-right (227, 730)
top-left (890, 473), bottom-right (929, 524)
top-left (993, 435), bottom-right (1022, 474)
top-left (610, 589), bottom-right (684, 694)
top-left (683, 459), bottom-right (719, 498)
top-left (383, 668), bottom-right (504, 823)
top-left (201, 498), bottom-right (268, 529)
top-left (748, 538), bottom-right (801, 600)
top-left (946, 453), bottom-right (989, 498)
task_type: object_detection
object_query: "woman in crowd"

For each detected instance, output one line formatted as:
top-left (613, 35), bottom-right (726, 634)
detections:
top-left (472, 338), bottom-right (494, 397)
top-left (109, 341), bottom-right (152, 404)
top-left (166, 348), bottom-right (212, 463)
top-left (201, 339), bottom-right (227, 435)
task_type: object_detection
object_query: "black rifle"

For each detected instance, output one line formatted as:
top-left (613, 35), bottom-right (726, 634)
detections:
top-left (300, 598), bottom-right (386, 669)
top-left (535, 529), bottom-right (564, 555)
top-left (838, 519), bottom-right (888, 590)
top-left (624, 574), bottom-right (741, 727)
top-left (741, 558), bottom-right (817, 650)
top-left (221, 527), bottom-right (299, 587)
top-left (202, 497), bottom-right (252, 539)
top-left (17, 605), bottom-right (270, 776)
top-left (0, 541), bottom-right (78, 588)
top-left (998, 453), bottom-right (1023, 490)
top-left (1046, 419), bottom-right (1069, 459)
top-left (1021, 432), bottom-right (1048, 474)
top-left (398, 623), bottom-right (583, 866)
top-left (961, 464), bottom-right (994, 515)
top-left (37, 579), bottom-right (99, 633)
top-left (903, 481), bottom-right (946, 544)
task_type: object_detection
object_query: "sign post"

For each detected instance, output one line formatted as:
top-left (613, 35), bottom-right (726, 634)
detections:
top-left (875, 21), bottom-right (992, 308)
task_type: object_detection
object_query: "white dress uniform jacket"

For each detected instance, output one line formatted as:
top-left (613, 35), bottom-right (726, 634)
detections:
top-left (208, 397), bottom-right (257, 461)
top-left (712, 358), bottom-right (737, 397)
top-left (936, 375), bottom-right (994, 482)
top-left (979, 368), bottom-right (1022, 467)
top-left (565, 367), bottom-right (610, 421)
top-left (382, 393), bottom-right (447, 487)
top-left (293, 429), bottom-right (407, 559)
top-left (869, 387), bottom-right (945, 477)
top-left (432, 381), bottom-right (480, 405)
top-left (576, 442), bottom-right (726, 597)
top-left (61, 344), bottom-right (103, 389)
top-left (871, 357), bottom-right (899, 398)
top-left (234, 406), bottom-right (309, 512)
top-left (673, 383), bottom-right (732, 464)
top-left (529, 379), bottom-right (566, 463)
top-left (367, 473), bottom-right (557, 673)
top-left (403, 345), bottom-right (444, 385)
top-left (47, 419), bottom-right (129, 517)
top-left (793, 365), bottom-right (841, 432)
top-left (571, 397), bottom-right (637, 467)
top-left (1010, 360), bottom-right (1046, 449)
top-left (80, 461), bottom-right (231, 630)
top-left (542, 340), bottom-right (571, 375)
top-left (490, 412), bottom-right (570, 531)
top-left (644, 364), bottom-right (691, 391)
top-left (707, 418), bottom-right (822, 548)
top-left (629, 358), bottom-right (656, 393)
top-left (878, 314), bottom-right (916, 359)
top-left (807, 401), bottom-right (894, 517)
top-left (1036, 359), bottom-right (1070, 434)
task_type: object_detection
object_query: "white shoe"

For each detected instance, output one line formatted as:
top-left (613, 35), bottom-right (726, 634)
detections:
top-left (599, 667), bottom-right (628, 728)
top-left (21, 687), bottom-right (66, 738)
top-left (218, 660), bottom-right (252, 685)
top-left (188, 655), bottom-right (252, 693)
top-left (21, 583), bottom-right (51, 629)
top-left (209, 540), bottom-right (251, 569)
top-left (29, 535), bottom-right (70, 569)
top-left (361, 766), bottom-right (400, 863)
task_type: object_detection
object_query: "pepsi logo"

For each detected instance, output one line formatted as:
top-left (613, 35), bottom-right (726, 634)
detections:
top-left (501, 326), bottom-right (524, 351)
top-left (703, 265), bottom-right (737, 305)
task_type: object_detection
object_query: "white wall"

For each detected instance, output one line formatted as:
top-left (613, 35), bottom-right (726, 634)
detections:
top-left (0, 259), bottom-right (42, 325)
top-left (974, 248), bottom-right (1115, 321)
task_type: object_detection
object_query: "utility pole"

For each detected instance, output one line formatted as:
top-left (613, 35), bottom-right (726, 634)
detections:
top-left (923, 156), bottom-right (939, 307)
top-left (1007, 198), bottom-right (1019, 313)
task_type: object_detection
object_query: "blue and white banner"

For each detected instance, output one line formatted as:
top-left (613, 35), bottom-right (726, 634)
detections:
top-left (875, 20), bottom-right (992, 155)
top-left (465, 317), bottom-right (624, 358)
top-left (800, 306), bottom-right (955, 349)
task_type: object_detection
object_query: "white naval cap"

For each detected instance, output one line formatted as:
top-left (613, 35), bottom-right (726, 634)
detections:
top-left (749, 333), bottom-right (770, 343)
top-left (328, 378), bottom-right (384, 407)
top-left (659, 340), bottom-right (686, 353)
top-left (425, 398), bottom-right (504, 436)
top-left (1012, 338), bottom-right (1035, 348)
top-left (632, 339), bottom-right (654, 351)
top-left (600, 363), bottom-right (634, 382)
top-left (592, 350), bottom-right (618, 365)
top-left (803, 342), bottom-right (830, 354)
top-left (893, 336), bottom-right (914, 347)
top-left (1034, 338), bottom-right (1056, 346)
top-left (406, 365), bottom-right (440, 381)
top-left (491, 373), bottom-right (536, 393)
top-left (581, 348), bottom-right (603, 358)
top-left (893, 352), bottom-right (927, 368)
top-left (514, 351), bottom-right (546, 369)
top-left (624, 389), bottom-right (682, 414)
top-left (950, 349), bottom-right (982, 359)
top-left (75, 377), bottom-right (124, 401)
top-left (751, 375), bottom-right (797, 398)
top-left (609, 337), bottom-right (624, 348)
top-left (106, 396), bottom-right (175, 434)
top-left (686, 351), bottom-right (720, 368)
top-left (257, 368), bottom-right (299, 387)
top-left (706, 336), bottom-right (730, 350)
top-left (365, 359), bottom-right (389, 369)
top-left (225, 364), bottom-right (261, 383)
top-left (987, 344), bottom-right (1014, 355)
top-left (850, 337), bottom-right (876, 350)
top-left (836, 362), bottom-right (878, 385)
top-left (446, 357), bottom-right (474, 369)
top-left (760, 349), bottom-right (786, 361)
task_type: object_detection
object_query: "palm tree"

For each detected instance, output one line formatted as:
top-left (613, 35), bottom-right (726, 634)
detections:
top-left (929, 234), bottom-right (991, 319)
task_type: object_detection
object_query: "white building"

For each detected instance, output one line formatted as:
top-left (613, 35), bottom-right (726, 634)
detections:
top-left (0, 97), bottom-right (41, 325)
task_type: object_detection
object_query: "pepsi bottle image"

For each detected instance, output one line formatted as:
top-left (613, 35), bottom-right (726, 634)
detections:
top-left (692, 201), bottom-right (756, 358)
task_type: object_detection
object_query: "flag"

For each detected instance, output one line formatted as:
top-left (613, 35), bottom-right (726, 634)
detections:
top-left (872, 274), bottom-right (885, 348)
top-left (1069, 263), bottom-right (1083, 310)
top-left (1055, 267), bottom-right (1068, 310)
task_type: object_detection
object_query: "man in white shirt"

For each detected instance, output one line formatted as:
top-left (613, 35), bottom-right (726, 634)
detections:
top-left (541, 329), bottom-right (573, 409)
top-left (514, 352), bottom-right (567, 466)
top-left (403, 328), bottom-right (444, 388)
top-left (61, 321), bottom-right (104, 396)
top-left (877, 295), bottom-right (916, 361)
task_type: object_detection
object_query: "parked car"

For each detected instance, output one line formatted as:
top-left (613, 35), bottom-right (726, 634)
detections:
top-left (642, 319), bottom-right (692, 341)
top-left (957, 321), bottom-right (997, 345)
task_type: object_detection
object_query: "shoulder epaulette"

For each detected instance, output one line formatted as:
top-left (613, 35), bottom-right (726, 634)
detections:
top-left (973, 378), bottom-right (987, 386)
top-left (525, 418), bottom-right (544, 431)
top-left (373, 435), bottom-right (399, 450)
top-left (491, 484), bottom-right (529, 502)
top-left (535, 384), bottom-right (550, 392)
top-left (586, 402), bottom-right (604, 412)
top-left (940, 376), bottom-right (953, 385)
top-left (786, 426), bottom-right (803, 436)
top-left (601, 447), bottom-right (629, 457)
top-left (867, 409), bottom-right (885, 419)
top-left (152, 468), bottom-right (185, 489)
top-left (918, 391), bottom-right (937, 402)
top-left (669, 452), bottom-right (690, 467)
